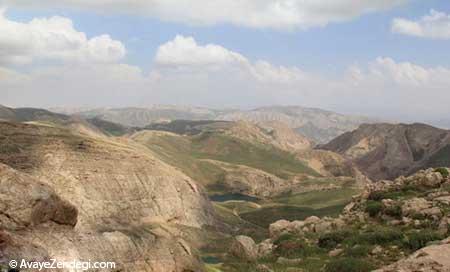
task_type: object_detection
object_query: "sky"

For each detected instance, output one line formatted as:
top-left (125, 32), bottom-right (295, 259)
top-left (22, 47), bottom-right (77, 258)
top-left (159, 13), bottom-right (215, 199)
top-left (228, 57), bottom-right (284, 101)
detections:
top-left (0, 0), bottom-right (450, 122)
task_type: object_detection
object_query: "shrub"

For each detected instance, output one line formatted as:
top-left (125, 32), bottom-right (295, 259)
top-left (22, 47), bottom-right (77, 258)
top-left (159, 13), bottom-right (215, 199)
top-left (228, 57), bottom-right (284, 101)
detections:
top-left (365, 201), bottom-right (383, 217)
top-left (324, 258), bottom-right (375, 272)
top-left (355, 227), bottom-right (403, 245)
top-left (435, 167), bottom-right (449, 178)
top-left (368, 191), bottom-right (385, 201)
top-left (273, 234), bottom-right (321, 258)
top-left (344, 245), bottom-right (372, 258)
top-left (318, 230), bottom-right (351, 249)
top-left (384, 204), bottom-right (402, 218)
top-left (404, 230), bottom-right (443, 250)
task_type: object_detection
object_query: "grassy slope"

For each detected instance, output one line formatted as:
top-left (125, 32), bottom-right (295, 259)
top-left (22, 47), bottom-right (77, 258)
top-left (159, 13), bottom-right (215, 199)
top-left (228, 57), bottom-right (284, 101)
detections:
top-left (132, 131), bottom-right (320, 193)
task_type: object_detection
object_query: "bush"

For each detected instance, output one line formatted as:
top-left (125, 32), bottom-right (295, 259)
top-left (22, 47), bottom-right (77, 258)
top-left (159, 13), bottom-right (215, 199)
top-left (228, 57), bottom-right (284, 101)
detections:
top-left (324, 258), bottom-right (375, 272)
top-left (404, 230), bottom-right (443, 250)
top-left (365, 201), bottom-right (383, 217)
top-left (355, 227), bottom-right (403, 245)
top-left (273, 234), bottom-right (322, 258)
top-left (318, 230), bottom-right (351, 249)
top-left (344, 245), bottom-right (372, 258)
top-left (384, 204), bottom-right (402, 218)
top-left (368, 191), bottom-right (385, 201)
top-left (435, 167), bottom-right (449, 178)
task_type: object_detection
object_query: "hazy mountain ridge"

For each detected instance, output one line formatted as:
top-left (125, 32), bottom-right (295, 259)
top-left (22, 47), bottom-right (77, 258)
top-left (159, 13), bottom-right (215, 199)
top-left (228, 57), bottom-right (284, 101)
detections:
top-left (51, 105), bottom-right (379, 143)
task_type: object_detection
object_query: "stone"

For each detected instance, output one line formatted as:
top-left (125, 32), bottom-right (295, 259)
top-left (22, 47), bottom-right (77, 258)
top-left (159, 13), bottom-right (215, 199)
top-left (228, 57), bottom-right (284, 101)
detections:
top-left (332, 218), bottom-right (346, 229)
top-left (328, 248), bottom-right (344, 257)
top-left (304, 216), bottom-right (321, 225)
top-left (372, 246), bottom-right (383, 255)
top-left (401, 198), bottom-right (431, 216)
top-left (422, 207), bottom-right (443, 218)
top-left (314, 221), bottom-right (333, 233)
top-left (269, 220), bottom-right (291, 237)
top-left (230, 235), bottom-right (258, 261)
top-left (257, 239), bottom-right (274, 258)
top-left (435, 196), bottom-right (450, 205)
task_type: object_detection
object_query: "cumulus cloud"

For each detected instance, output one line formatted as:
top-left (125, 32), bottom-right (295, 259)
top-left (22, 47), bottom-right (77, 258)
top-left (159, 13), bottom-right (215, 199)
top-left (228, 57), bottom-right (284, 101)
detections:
top-left (155, 35), bottom-right (247, 66)
top-left (3, 0), bottom-right (407, 30)
top-left (0, 9), bottom-right (126, 65)
top-left (155, 35), bottom-right (307, 83)
top-left (392, 10), bottom-right (450, 39)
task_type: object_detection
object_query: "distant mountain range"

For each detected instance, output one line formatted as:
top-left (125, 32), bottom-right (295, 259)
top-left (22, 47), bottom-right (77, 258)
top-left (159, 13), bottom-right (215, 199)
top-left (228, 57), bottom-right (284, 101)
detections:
top-left (51, 105), bottom-right (379, 143)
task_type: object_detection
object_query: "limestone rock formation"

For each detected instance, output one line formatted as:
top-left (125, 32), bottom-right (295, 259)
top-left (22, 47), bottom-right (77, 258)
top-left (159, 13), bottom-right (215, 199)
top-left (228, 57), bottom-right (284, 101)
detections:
top-left (374, 238), bottom-right (450, 272)
top-left (0, 121), bottom-right (216, 271)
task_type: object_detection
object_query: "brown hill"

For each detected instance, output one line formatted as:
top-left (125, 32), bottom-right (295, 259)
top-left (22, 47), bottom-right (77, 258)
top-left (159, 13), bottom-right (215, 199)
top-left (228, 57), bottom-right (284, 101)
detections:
top-left (319, 123), bottom-right (450, 180)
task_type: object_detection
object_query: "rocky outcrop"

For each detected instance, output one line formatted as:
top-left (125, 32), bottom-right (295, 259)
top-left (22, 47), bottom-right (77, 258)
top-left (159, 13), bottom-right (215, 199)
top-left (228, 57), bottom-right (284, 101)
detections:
top-left (0, 164), bottom-right (78, 230)
top-left (319, 123), bottom-right (450, 180)
top-left (0, 121), bottom-right (216, 271)
top-left (374, 238), bottom-right (450, 272)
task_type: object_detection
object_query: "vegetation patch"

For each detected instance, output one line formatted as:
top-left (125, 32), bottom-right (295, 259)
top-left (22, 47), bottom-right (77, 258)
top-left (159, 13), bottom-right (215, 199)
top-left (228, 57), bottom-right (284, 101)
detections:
top-left (365, 201), bottom-right (383, 217)
top-left (324, 258), bottom-right (375, 272)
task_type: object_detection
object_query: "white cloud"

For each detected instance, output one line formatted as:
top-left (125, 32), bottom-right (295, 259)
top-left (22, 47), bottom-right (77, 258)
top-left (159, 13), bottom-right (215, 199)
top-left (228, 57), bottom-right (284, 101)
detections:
top-left (392, 10), bottom-right (450, 39)
top-left (0, 9), bottom-right (126, 65)
top-left (155, 35), bottom-right (307, 83)
top-left (3, 0), bottom-right (407, 30)
top-left (155, 35), bottom-right (247, 66)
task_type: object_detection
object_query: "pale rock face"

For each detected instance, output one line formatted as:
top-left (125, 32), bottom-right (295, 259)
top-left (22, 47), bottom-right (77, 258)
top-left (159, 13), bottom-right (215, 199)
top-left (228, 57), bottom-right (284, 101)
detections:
top-left (0, 164), bottom-right (78, 230)
top-left (401, 198), bottom-right (432, 216)
top-left (0, 122), bottom-right (216, 272)
top-left (374, 238), bottom-right (450, 272)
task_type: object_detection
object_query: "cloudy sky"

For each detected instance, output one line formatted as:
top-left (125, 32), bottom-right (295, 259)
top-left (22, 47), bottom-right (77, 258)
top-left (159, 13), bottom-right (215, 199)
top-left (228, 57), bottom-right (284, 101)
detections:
top-left (0, 0), bottom-right (450, 121)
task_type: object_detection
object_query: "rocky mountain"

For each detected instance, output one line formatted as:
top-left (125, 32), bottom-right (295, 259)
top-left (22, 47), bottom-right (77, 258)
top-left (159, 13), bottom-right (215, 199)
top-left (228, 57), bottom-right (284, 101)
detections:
top-left (319, 123), bottom-right (450, 181)
top-left (62, 106), bottom-right (227, 127)
top-left (0, 105), bottom-right (135, 137)
top-left (0, 121), bottom-right (216, 271)
top-left (216, 106), bottom-right (378, 144)
top-left (52, 105), bottom-right (378, 144)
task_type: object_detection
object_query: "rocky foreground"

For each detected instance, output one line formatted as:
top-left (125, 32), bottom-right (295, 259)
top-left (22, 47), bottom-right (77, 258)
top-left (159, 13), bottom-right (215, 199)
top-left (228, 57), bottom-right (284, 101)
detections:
top-left (224, 168), bottom-right (450, 272)
top-left (0, 122), bottom-right (216, 271)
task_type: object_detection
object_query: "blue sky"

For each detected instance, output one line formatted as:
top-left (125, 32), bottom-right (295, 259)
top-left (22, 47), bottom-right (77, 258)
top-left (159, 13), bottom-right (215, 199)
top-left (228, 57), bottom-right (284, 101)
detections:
top-left (1, 0), bottom-right (450, 122)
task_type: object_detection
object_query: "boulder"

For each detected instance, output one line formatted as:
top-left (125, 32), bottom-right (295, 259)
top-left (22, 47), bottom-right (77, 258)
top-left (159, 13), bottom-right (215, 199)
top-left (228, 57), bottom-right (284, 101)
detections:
top-left (269, 220), bottom-right (291, 237)
top-left (401, 198), bottom-right (432, 216)
top-left (257, 239), bottom-right (274, 258)
top-left (328, 248), bottom-right (344, 257)
top-left (304, 216), bottom-right (321, 225)
top-left (314, 221), bottom-right (333, 233)
top-left (230, 235), bottom-right (258, 261)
